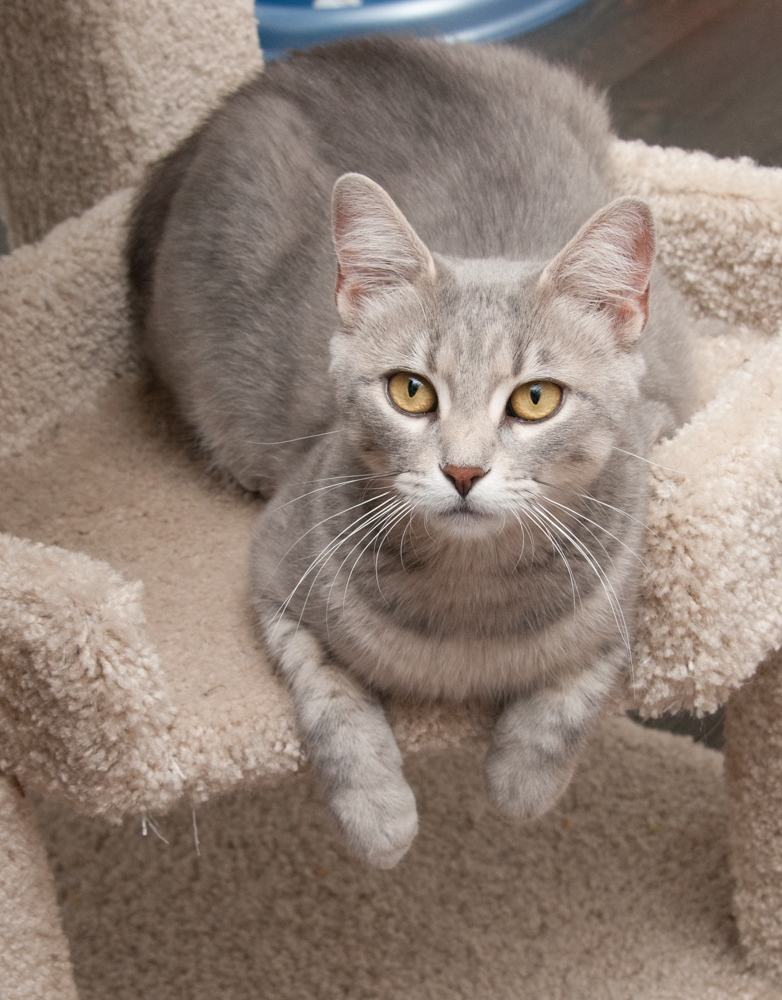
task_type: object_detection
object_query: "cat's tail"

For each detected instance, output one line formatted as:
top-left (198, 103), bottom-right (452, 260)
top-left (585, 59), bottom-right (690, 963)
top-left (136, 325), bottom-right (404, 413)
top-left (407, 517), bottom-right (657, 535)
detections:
top-left (126, 130), bottom-right (202, 327)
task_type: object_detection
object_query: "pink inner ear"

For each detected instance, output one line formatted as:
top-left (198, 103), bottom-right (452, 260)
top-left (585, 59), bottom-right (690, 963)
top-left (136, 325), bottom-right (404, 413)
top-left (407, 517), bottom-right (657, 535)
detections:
top-left (620, 281), bottom-right (650, 329)
top-left (332, 199), bottom-right (370, 309)
top-left (334, 254), bottom-right (388, 313)
top-left (541, 196), bottom-right (657, 345)
top-left (610, 216), bottom-right (654, 342)
top-left (334, 262), bottom-right (363, 310)
top-left (331, 173), bottom-right (435, 321)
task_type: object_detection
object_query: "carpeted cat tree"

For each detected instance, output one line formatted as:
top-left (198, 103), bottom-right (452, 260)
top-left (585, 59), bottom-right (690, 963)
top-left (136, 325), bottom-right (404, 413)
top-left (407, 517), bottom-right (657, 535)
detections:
top-left (2, 2), bottom-right (782, 997)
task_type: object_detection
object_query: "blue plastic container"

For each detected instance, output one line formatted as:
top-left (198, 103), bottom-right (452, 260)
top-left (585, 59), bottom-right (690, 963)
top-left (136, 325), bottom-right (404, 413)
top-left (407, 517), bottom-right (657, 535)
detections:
top-left (256, 0), bottom-right (589, 61)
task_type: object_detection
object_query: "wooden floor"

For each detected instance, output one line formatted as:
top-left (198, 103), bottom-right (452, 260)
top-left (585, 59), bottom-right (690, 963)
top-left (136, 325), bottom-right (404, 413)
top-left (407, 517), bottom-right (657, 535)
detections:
top-left (516, 0), bottom-right (782, 167)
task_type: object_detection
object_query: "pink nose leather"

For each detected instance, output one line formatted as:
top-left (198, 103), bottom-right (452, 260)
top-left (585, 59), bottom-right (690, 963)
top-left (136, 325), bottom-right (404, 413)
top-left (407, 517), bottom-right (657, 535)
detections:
top-left (441, 465), bottom-right (486, 498)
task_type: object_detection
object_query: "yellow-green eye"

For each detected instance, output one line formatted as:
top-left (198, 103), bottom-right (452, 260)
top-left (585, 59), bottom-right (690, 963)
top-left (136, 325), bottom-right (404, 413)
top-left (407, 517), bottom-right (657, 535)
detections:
top-left (508, 381), bottom-right (563, 421)
top-left (388, 372), bottom-right (437, 414)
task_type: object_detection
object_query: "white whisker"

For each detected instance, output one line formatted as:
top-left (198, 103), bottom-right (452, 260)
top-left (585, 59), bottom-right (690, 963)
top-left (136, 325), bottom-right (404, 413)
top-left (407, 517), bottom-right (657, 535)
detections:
top-left (246, 429), bottom-right (343, 446)
top-left (510, 510), bottom-right (535, 571)
top-left (269, 476), bottom-right (386, 514)
top-left (537, 494), bottom-right (645, 569)
top-left (521, 502), bottom-right (580, 614)
top-left (612, 446), bottom-right (696, 476)
top-left (265, 491), bottom-right (393, 598)
top-left (372, 503), bottom-right (414, 604)
top-left (270, 494), bottom-right (396, 633)
top-left (399, 509), bottom-right (416, 573)
top-left (533, 478), bottom-right (659, 540)
top-left (531, 502), bottom-right (634, 683)
top-left (292, 496), bottom-right (402, 624)
top-left (339, 502), bottom-right (411, 612)
top-left (323, 498), bottom-right (409, 621)
top-left (286, 473), bottom-right (390, 487)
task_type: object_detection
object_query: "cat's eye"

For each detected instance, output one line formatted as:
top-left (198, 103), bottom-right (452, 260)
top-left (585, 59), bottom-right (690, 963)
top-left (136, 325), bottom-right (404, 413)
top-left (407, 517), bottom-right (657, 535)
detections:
top-left (508, 381), bottom-right (563, 421)
top-left (387, 372), bottom-right (438, 414)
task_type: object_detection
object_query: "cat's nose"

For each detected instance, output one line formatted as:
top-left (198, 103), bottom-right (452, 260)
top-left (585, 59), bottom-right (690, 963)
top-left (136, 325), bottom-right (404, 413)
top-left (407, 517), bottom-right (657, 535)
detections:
top-left (441, 465), bottom-right (487, 497)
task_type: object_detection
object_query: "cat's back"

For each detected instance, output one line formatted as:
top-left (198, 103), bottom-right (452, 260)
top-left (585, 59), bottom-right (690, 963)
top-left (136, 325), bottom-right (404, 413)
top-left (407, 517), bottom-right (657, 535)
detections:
top-left (155, 38), bottom-right (614, 267)
top-left (136, 38), bottom-right (615, 492)
top-left (219, 38), bottom-right (613, 255)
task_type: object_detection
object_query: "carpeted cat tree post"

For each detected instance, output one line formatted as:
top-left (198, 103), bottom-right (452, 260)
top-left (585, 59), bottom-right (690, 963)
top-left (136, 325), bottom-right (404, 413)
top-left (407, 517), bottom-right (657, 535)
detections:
top-left (0, 776), bottom-right (79, 1000)
top-left (2, 1), bottom-right (782, 995)
top-left (725, 652), bottom-right (782, 975)
top-left (0, 3), bottom-right (261, 996)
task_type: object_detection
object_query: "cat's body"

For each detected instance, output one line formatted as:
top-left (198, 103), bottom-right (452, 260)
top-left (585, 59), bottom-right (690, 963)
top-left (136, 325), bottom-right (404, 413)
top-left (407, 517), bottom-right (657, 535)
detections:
top-left (129, 37), bottom-right (694, 867)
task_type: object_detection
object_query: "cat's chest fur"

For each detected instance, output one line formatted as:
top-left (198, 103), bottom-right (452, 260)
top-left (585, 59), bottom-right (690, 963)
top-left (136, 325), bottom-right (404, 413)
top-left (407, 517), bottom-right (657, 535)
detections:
top-left (269, 506), bottom-right (638, 702)
top-left (330, 574), bottom-right (628, 701)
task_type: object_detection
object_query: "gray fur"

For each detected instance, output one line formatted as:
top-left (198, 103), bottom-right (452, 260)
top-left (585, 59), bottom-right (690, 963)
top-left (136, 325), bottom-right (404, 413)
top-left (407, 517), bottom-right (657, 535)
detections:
top-left (129, 37), bottom-right (694, 868)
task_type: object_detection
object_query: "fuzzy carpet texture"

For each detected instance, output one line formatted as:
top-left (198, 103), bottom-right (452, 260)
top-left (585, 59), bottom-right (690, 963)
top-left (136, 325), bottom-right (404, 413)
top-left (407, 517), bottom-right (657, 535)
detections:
top-left (34, 717), bottom-right (782, 1000)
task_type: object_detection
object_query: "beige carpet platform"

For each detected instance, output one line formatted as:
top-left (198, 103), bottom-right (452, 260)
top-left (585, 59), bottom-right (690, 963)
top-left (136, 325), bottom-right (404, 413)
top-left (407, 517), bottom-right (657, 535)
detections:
top-left (3, 1), bottom-right (782, 997)
top-left (32, 719), bottom-right (781, 1000)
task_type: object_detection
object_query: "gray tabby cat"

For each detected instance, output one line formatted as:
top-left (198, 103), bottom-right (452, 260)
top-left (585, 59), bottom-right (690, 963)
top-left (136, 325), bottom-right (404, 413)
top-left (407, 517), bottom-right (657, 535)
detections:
top-left (128, 37), bottom-right (693, 868)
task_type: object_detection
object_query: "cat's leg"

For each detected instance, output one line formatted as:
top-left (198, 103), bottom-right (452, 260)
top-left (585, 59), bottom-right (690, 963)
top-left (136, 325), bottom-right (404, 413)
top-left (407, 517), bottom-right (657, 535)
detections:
top-left (265, 613), bottom-right (418, 868)
top-left (484, 648), bottom-right (623, 820)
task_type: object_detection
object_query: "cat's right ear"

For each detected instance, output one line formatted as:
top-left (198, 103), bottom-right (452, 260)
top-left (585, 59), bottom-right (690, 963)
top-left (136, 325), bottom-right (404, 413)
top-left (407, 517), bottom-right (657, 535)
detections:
top-left (332, 173), bottom-right (435, 322)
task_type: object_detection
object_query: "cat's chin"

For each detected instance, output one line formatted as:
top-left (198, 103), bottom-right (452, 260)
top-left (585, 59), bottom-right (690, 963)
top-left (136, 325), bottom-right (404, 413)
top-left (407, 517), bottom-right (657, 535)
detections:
top-left (433, 506), bottom-right (500, 539)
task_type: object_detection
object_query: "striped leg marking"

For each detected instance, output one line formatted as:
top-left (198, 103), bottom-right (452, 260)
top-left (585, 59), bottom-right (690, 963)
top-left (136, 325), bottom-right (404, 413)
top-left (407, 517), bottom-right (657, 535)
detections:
top-left (268, 615), bottom-right (418, 868)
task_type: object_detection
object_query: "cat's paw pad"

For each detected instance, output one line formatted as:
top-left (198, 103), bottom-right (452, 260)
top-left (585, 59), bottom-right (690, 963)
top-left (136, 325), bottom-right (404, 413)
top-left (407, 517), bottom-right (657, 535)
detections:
top-left (484, 745), bottom-right (574, 821)
top-left (330, 777), bottom-right (418, 869)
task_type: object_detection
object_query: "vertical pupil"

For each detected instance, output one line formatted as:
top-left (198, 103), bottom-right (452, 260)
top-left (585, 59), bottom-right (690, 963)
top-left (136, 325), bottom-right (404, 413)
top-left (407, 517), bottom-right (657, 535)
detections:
top-left (408, 378), bottom-right (420, 398)
top-left (530, 384), bottom-right (542, 405)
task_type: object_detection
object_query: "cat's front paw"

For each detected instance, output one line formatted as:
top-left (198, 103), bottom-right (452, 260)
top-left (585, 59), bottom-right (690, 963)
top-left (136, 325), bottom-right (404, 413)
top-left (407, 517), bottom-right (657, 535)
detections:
top-left (329, 775), bottom-right (418, 869)
top-left (484, 741), bottom-right (575, 821)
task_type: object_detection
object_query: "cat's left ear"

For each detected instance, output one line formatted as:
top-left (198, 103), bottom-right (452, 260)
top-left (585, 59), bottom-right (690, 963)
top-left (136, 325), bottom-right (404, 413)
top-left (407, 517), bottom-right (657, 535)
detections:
top-left (538, 197), bottom-right (656, 344)
top-left (332, 173), bottom-right (435, 322)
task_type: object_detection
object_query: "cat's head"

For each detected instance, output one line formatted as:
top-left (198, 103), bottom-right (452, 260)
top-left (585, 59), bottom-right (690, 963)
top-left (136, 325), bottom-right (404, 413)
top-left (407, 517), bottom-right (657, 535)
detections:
top-left (328, 173), bottom-right (655, 538)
